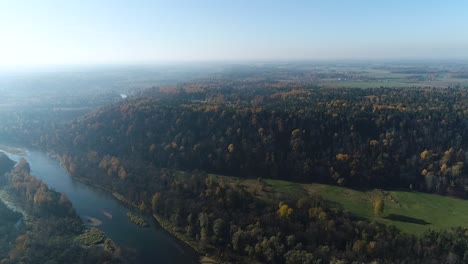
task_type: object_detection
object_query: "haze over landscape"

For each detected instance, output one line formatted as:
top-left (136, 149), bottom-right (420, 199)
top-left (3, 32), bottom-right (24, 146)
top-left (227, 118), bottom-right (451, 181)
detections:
top-left (1, 0), bottom-right (468, 66)
top-left (0, 1), bottom-right (468, 264)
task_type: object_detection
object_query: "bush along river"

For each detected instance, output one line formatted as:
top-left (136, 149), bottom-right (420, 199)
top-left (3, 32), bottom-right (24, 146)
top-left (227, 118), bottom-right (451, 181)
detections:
top-left (2, 145), bottom-right (198, 264)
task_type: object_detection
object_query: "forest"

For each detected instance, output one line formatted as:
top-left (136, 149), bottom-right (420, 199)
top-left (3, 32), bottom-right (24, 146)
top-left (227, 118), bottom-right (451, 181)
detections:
top-left (44, 80), bottom-right (468, 198)
top-left (34, 78), bottom-right (468, 263)
top-left (2, 0), bottom-right (468, 262)
top-left (0, 155), bottom-right (123, 264)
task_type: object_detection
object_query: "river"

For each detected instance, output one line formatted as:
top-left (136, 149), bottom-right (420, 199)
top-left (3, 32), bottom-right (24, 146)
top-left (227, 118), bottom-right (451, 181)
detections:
top-left (3, 146), bottom-right (198, 264)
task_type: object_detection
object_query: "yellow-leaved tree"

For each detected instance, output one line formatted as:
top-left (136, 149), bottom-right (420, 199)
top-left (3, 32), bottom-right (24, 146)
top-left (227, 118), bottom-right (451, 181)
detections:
top-left (373, 198), bottom-right (384, 217)
top-left (277, 202), bottom-right (293, 219)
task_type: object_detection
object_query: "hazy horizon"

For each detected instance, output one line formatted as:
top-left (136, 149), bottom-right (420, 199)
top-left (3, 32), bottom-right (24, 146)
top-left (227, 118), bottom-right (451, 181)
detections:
top-left (1, 0), bottom-right (468, 66)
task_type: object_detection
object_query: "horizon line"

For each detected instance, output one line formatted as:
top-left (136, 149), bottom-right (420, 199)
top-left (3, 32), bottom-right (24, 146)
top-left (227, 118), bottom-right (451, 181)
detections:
top-left (2, 57), bottom-right (468, 66)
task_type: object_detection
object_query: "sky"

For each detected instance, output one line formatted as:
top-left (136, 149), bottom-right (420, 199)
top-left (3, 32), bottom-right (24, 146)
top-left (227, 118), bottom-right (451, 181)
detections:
top-left (1, 0), bottom-right (468, 66)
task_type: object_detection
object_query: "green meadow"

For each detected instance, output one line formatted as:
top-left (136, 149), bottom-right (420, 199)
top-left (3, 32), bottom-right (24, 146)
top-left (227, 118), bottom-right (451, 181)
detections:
top-left (263, 179), bottom-right (468, 235)
top-left (208, 173), bottom-right (468, 235)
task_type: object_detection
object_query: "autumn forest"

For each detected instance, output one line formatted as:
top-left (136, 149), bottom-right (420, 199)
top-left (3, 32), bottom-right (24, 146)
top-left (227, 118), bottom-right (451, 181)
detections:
top-left (1, 63), bottom-right (468, 263)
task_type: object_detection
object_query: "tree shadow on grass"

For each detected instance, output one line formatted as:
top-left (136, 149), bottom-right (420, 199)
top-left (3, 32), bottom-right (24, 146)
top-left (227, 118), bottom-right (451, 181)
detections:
top-left (383, 214), bottom-right (431, 225)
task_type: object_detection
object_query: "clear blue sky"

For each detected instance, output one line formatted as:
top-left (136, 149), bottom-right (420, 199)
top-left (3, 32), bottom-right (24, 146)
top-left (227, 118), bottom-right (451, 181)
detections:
top-left (1, 0), bottom-right (468, 65)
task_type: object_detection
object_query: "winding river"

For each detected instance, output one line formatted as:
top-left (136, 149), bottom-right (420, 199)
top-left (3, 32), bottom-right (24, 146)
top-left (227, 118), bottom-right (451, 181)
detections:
top-left (3, 145), bottom-right (198, 264)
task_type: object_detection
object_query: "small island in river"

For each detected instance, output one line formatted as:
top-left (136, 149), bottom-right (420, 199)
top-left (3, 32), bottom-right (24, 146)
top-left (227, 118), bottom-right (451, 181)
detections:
top-left (86, 216), bottom-right (103, 226)
top-left (127, 211), bottom-right (149, 227)
top-left (102, 210), bottom-right (113, 219)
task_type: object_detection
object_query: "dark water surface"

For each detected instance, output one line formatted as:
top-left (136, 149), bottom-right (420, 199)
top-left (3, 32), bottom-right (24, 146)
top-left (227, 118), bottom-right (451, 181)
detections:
top-left (4, 146), bottom-right (198, 264)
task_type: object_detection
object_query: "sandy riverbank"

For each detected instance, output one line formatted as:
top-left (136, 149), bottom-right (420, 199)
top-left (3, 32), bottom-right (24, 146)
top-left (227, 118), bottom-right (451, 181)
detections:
top-left (0, 144), bottom-right (27, 156)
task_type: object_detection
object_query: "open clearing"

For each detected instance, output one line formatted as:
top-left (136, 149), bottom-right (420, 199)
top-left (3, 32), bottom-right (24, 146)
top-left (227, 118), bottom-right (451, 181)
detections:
top-left (304, 183), bottom-right (468, 235)
top-left (214, 174), bottom-right (468, 235)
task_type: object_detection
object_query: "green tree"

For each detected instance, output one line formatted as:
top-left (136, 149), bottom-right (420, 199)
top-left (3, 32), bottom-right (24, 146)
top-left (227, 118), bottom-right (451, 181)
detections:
top-left (212, 218), bottom-right (227, 244)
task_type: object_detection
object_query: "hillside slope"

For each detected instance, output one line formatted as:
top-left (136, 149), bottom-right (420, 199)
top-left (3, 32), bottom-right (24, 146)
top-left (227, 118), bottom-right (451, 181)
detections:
top-left (43, 85), bottom-right (468, 197)
top-left (38, 85), bottom-right (468, 263)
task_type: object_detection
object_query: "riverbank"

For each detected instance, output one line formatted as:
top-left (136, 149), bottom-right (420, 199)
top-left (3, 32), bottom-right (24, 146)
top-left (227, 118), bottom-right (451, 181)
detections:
top-left (59, 163), bottom-right (203, 262)
top-left (0, 144), bottom-right (26, 156)
top-left (71, 174), bottom-right (212, 263)
top-left (69, 174), bottom-right (140, 208)
top-left (153, 214), bottom-right (219, 264)
top-left (68, 172), bottom-right (213, 263)
top-left (54, 153), bottom-right (139, 209)
top-left (0, 189), bottom-right (28, 220)
top-left (1, 146), bottom-right (198, 263)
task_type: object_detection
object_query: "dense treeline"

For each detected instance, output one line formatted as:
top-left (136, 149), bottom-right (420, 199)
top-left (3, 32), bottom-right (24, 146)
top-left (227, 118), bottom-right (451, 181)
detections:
top-left (53, 161), bottom-right (468, 263)
top-left (0, 201), bottom-right (22, 260)
top-left (153, 172), bottom-right (467, 263)
top-left (0, 153), bottom-right (22, 260)
top-left (38, 81), bottom-right (468, 263)
top-left (44, 82), bottom-right (468, 197)
top-left (3, 160), bottom-right (78, 218)
top-left (0, 159), bottom-right (121, 264)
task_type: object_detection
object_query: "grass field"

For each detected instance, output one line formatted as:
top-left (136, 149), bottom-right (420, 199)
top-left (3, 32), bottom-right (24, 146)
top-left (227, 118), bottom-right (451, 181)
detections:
top-left (320, 80), bottom-right (418, 89)
top-left (318, 68), bottom-right (468, 89)
top-left (210, 175), bottom-right (468, 235)
top-left (285, 181), bottom-right (468, 235)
